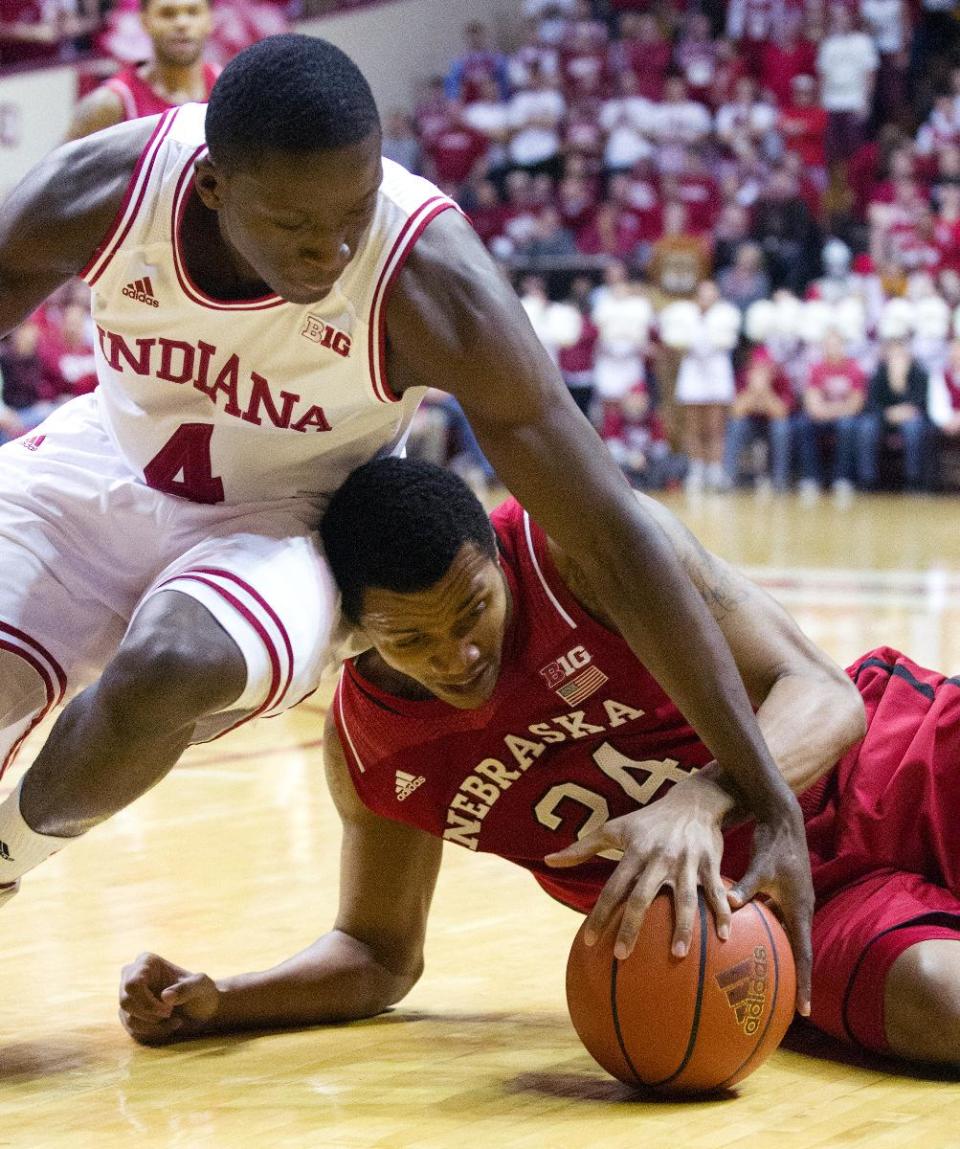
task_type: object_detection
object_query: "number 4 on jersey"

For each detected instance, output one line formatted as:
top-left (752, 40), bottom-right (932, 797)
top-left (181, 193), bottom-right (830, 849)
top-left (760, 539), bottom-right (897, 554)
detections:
top-left (143, 423), bottom-right (225, 504)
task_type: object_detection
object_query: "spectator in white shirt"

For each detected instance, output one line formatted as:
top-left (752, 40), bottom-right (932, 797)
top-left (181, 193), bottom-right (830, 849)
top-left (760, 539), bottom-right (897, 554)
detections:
top-left (507, 66), bottom-right (566, 178)
top-left (715, 76), bottom-right (780, 158)
top-left (817, 5), bottom-right (879, 165)
top-left (653, 75), bottom-right (713, 174)
top-left (600, 70), bottom-right (656, 173)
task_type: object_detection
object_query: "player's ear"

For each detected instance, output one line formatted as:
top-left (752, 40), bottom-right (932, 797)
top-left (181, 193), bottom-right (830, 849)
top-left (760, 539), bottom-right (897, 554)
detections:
top-left (194, 156), bottom-right (226, 210)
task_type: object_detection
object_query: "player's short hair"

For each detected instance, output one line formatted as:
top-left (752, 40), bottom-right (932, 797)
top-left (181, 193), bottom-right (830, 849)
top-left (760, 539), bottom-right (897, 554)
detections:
top-left (205, 34), bottom-right (380, 171)
top-left (321, 458), bottom-right (498, 625)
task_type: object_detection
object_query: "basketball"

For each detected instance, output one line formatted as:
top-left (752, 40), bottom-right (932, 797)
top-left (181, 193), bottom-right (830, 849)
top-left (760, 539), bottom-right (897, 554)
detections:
top-left (566, 891), bottom-right (796, 1095)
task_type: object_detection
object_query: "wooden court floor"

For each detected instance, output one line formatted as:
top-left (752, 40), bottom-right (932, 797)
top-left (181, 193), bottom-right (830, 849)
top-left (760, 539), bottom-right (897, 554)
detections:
top-left (1, 491), bottom-right (959, 1149)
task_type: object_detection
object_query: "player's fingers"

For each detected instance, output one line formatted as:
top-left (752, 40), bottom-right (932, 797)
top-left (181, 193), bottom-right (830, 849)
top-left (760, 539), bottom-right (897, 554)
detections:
top-left (583, 861), bottom-right (643, 946)
top-left (161, 973), bottom-right (206, 1006)
top-left (726, 860), bottom-right (765, 910)
top-left (119, 977), bottom-right (174, 1020)
top-left (781, 901), bottom-right (813, 1017)
top-left (118, 1008), bottom-right (183, 1044)
top-left (610, 876), bottom-right (666, 960)
top-left (669, 866), bottom-right (699, 959)
top-left (544, 829), bottom-right (613, 869)
top-left (702, 871), bottom-right (731, 942)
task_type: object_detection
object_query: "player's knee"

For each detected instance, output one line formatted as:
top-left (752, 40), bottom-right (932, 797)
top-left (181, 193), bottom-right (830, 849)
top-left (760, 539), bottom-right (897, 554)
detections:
top-left (0, 649), bottom-right (50, 729)
top-left (885, 942), bottom-right (960, 1065)
top-left (101, 625), bottom-right (245, 729)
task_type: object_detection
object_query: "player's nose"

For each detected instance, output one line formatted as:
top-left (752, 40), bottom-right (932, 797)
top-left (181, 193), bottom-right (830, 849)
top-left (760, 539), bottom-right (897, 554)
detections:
top-left (432, 640), bottom-right (481, 679)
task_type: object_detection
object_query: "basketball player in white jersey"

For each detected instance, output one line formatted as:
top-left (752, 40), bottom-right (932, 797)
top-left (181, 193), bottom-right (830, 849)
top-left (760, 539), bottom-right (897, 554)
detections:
top-left (0, 35), bottom-right (814, 1010)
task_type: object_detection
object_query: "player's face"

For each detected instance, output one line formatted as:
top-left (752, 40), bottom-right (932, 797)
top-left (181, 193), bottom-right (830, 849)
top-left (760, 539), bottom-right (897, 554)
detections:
top-left (196, 136), bottom-right (383, 305)
top-left (142, 0), bottom-right (212, 67)
top-left (359, 543), bottom-right (511, 710)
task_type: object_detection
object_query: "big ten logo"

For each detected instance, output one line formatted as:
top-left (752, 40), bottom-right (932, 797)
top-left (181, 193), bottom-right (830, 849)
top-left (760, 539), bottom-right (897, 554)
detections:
top-left (716, 945), bottom-right (768, 1036)
top-left (0, 103), bottom-right (22, 148)
top-left (301, 315), bottom-right (351, 357)
top-left (539, 644), bottom-right (592, 689)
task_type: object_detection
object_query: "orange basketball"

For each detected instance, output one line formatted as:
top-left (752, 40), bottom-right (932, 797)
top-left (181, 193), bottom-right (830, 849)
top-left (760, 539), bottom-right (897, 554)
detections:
top-left (566, 890), bottom-right (796, 1095)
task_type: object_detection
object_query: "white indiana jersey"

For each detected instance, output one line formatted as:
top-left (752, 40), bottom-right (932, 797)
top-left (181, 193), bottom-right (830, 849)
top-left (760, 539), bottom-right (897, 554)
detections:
top-left (81, 103), bottom-right (458, 506)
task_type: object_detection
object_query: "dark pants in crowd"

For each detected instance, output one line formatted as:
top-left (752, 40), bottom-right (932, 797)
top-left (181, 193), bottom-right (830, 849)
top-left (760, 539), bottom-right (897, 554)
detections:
top-left (856, 414), bottom-right (932, 491)
top-left (795, 414), bottom-right (859, 486)
top-left (724, 415), bottom-right (793, 490)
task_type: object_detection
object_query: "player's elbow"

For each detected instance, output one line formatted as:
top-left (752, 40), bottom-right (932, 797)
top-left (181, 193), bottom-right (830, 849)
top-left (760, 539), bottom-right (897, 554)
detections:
top-left (343, 959), bottom-right (424, 1020)
top-left (825, 665), bottom-right (868, 755)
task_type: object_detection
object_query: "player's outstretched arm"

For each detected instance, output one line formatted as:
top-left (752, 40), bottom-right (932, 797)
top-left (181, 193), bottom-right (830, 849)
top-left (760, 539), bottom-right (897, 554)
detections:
top-left (0, 118), bottom-right (152, 336)
top-left (544, 491), bottom-right (867, 963)
top-left (386, 209), bottom-right (816, 1013)
top-left (119, 715), bottom-right (442, 1044)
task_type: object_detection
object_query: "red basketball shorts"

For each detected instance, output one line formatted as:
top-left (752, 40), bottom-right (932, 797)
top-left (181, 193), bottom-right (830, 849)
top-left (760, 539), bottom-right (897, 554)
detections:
top-left (800, 648), bottom-right (960, 1053)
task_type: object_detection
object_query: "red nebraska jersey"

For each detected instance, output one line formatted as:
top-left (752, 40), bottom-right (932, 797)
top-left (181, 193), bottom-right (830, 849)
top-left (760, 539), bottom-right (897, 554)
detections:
top-left (105, 63), bottom-right (220, 120)
top-left (335, 497), bottom-right (730, 912)
top-left (335, 501), bottom-right (960, 922)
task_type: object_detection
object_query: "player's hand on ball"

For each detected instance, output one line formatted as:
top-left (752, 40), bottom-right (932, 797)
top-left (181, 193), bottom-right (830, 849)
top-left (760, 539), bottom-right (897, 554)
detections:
top-left (727, 803), bottom-right (814, 1018)
top-left (119, 952), bottom-right (220, 1044)
top-left (544, 776), bottom-right (732, 962)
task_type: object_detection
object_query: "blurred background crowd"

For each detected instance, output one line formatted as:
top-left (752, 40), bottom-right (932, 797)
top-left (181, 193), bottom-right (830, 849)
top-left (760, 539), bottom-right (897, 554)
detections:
top-left (3, 0), bottom-right (960, 499)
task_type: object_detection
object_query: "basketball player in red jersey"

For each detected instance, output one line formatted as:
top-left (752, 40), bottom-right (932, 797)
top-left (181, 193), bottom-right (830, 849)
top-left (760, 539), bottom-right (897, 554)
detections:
top-left (66, 0), bottom-right (217, 140)
top-left (0, 37), bottom-right (812, 1008)
top-left (119, 459), bottom-right (960, 1066)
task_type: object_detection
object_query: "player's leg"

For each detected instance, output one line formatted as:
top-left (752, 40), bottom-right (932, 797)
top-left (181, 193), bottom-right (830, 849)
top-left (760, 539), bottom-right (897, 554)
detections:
top-left (885, 939), bottom-right (960, 1064)
top-left (142, 518), bottom-right (338, 745)
top-left (17, 589), bottom-right (247, 840)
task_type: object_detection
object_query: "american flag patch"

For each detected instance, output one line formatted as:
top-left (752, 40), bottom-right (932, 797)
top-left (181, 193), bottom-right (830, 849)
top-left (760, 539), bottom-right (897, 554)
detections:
top-left (556, 665), bottom-right (609, 705)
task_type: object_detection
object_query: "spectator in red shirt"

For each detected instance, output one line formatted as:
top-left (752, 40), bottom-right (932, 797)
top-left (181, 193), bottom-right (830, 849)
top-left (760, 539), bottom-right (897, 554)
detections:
top-left (445, 21), bottom-right (509, 103)
top-left (610, 12), bottom-right (671, 100)
top-left (0, 0), bottom-right (98, 67)
top-left (558, 289), bottom-right (598, 417)
top-left (795, 330), bottom-right (868, 495)
top-left (674, 10), bottom-right (720, 104)
top-left (724, 346), bottom-right (796, 489)
top-left (556, 170), bottom-right (599, 232)
top-left (760, 21), bottom-right (817, 107)
top-left (421, 105), bottom-right (489, 191)
top-left (575, 201), bottom-right (643, 262)
top-left (558, 18), bottom-right (609, 99)
top-left (709, 39), bottom-right (749, 111)
top-left (780, 74), bottom-right (828, 174)
top-left (467, 179), bottom-right (509, 248)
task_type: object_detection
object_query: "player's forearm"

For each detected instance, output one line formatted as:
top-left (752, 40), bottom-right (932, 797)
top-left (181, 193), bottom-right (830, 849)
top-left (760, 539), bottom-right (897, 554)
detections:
top-left (700, 669), bottom-right (865, 814)
top-left (198, 931), bottom-right (420, 1035)
top-left (575, 516), bottom-right (796, 817)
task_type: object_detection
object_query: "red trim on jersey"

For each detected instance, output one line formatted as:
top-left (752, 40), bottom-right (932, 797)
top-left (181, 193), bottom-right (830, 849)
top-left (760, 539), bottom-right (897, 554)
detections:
top-left (83, 109), bottom-right (177, 286)
top-left (154, 573), bottom-right (284, 735)
top-left (105, 74), bottom-right (138, 121)
top-left (171, 149), bottom-right (285, 312)
top-left (368, 197), bottom-right (457, 404)
top-left (0, 626), bottom-right (67, 778)
top-left (190, 565), bottom-right (296, 707)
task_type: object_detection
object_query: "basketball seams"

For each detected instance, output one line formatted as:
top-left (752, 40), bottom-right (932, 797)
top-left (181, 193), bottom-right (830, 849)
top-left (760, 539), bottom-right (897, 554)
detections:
top-left (650, 893), bottom-right (709, 1088)
top-left (609, 893), bottom-right (710, 1090)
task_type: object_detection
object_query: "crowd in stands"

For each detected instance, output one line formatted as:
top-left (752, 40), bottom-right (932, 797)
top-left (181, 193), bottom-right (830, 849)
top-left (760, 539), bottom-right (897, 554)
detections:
top-left (384, 0), bottom-right (960, 497)
top-left (5, 0), bottom-right (960, 499)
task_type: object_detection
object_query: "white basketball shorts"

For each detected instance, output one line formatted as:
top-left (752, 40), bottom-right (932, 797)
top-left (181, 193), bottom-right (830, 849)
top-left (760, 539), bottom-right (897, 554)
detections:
top-left (0, 394), bottom-right (338, 773)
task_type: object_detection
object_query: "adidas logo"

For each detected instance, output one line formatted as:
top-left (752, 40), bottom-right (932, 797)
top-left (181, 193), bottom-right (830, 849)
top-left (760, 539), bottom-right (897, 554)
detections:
top-left (122, 275), bottom-right (159, 308)
top-left (715, 946), bottom-right (768, 1036)
top-left (395, 770), bottom-right (425, 801)
top-left (0, 840), bottom-right (12, 862)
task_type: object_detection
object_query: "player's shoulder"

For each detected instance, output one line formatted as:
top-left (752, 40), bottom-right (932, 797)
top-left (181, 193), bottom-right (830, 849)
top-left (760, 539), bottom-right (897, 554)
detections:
top-left (0, 117), bottom-right (162, 273)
